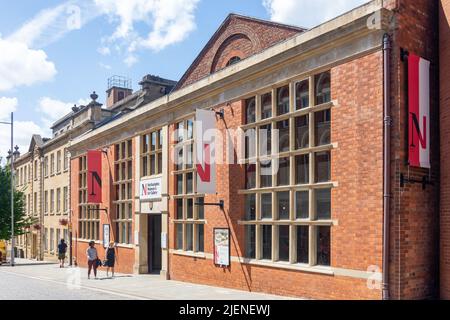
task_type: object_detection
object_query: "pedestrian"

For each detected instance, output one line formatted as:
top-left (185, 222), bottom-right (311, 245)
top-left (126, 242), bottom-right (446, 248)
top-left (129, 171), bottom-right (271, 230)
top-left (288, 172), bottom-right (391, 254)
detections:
top-left (86, 241), bottom-right (99, 279)
top-left (57, 239), bottom-right (68, 268)
top-left (105, 242), bottom-right (117, 278)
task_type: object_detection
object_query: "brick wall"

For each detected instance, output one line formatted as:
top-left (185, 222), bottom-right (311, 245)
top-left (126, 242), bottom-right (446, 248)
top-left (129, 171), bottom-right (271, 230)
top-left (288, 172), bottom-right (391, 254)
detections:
top-left (440, 0), bottom-right (450, 300)
top-left (70, 143), bottom-right (136, 274)
top-left (386, 0), bottom-right (440, 300)
top-left (176, 15), bottom-right (302, 89)
top-left (168, 51), bottom-right (384, 300)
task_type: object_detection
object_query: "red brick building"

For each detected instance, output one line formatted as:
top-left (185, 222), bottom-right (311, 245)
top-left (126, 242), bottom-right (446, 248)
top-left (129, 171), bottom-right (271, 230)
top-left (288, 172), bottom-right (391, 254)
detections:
top-left (68, 0), bottom-right (444, 299)
top-left (440, 0), bottom-right (450, 300)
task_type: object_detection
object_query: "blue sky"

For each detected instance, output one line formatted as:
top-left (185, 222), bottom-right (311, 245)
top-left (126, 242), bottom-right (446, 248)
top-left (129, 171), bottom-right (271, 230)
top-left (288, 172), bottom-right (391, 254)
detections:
top-left (0, 0), bottom-right (367, 159)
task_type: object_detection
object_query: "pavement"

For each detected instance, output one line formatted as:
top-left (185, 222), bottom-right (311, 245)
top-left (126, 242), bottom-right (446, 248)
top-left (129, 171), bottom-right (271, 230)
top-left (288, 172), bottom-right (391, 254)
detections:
top-left (0, 259), bottom-right (294, 300)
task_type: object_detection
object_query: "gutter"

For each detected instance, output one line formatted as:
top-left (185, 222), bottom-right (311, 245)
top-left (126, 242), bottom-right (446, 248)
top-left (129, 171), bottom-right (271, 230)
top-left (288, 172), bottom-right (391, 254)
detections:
top-left (382, 33), bottom-right (392, 300)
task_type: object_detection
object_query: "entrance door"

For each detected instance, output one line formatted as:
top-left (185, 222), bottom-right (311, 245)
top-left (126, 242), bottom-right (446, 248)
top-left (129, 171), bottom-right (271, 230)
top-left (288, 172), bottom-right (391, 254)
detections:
top-left (31, 234), bottom-right (37, 259)
top-left (148, 215), bottom-right (162, 273)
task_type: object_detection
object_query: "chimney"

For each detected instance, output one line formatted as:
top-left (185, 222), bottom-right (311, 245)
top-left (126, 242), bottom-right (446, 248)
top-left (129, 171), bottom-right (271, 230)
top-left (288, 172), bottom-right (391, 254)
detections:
top-left (106, 76), bottom-right (133, 109)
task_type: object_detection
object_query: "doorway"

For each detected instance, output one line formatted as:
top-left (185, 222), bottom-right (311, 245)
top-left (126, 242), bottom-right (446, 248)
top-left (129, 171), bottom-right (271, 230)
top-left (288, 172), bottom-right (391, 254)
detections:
top-left (31, 234), bottom-right (37, 259)
top-left (147, 215), bottom-right (162, 273)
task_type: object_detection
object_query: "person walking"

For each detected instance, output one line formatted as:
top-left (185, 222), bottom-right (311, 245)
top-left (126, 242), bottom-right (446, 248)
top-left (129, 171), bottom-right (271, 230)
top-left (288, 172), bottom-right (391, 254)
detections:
top-left (105, 242), bottom-right (117, 278)
top-left (86, 241), bottom-right (99, 279)
top-left (57, 239), bottom-right (68, 268)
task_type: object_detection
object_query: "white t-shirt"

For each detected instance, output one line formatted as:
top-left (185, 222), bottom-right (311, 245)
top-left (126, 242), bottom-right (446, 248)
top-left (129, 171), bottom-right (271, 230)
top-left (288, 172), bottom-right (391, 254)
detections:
top-left (86, 247), bottom-right (98, 261)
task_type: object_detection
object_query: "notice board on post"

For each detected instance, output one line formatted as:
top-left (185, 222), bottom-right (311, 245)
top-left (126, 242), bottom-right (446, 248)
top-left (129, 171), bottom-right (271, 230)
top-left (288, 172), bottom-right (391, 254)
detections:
top-left (214, 228), bottom-right (230, 267)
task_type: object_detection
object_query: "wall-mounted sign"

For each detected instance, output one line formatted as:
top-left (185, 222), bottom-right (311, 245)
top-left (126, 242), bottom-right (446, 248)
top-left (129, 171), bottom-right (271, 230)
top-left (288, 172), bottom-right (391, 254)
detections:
top-left (103, 224), bottom-right (110, 249)
top-left (196, 109), bottom-right (217, 194)
top-left (408, 54), bottom-right (431, 169)
top-left (214, 228), bottom-right (230, 267)
top-left (87, 150), bottom-right (102, 204)
top-left (161, 232), bottom-right (167, 249)
top-left (140, 177), bottom-right (162, 200)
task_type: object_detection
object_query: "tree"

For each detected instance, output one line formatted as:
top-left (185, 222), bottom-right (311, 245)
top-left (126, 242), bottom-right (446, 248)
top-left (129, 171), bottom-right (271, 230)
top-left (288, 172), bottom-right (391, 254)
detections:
top-left (0, 164), bottom-right (34, 240)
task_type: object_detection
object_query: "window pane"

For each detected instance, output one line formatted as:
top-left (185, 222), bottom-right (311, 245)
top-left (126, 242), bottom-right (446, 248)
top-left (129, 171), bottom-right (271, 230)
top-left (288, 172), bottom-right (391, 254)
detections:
top-left (245, 129), bottom-right (256, 159)
top-left (295, 115), bottom-right (309, 149)
top-left (261, 193), bottom-right (272, 219)
top-left (277, 85), bottom-right (290, 115)
top-left (175, 146), bottom-right (183, 171)
top-left (316, 189), bottom-right (331, 220)
top-left (245, 97), bottom-right (256, 124)
top-left (143, 135), bottom-right (149, 153)
top-left (157, 153), bottom-right (162, 174)
top-left (277, 157), bottom-right (290, 186)
top-left (317, 226), bottom-right (331, 266)
top-left (314, 109), bottom-right (331, 146)
top-left (277, 191), bottom-right (290, 220)
top-left (245, 194), bottom-right (256, 220)
top-left (158, 130), bottom-right (163, 149)
top-left (262, 225), bottom-right (272, 260)
top-left (197, 198), bottom-right (205, 219)
top-left (176, 175), bottom-right (183, 194)
top-left (245, 225), bottom-right (256, 259)
top-left (245, 164), bottom-right (256, 189)
top-left (186, 173), bottom-right (193, 194)
top-left (277, 120), bottom-right (290, 153)
top-left (176, 199), bottom-right (183, 219)
top-left (259, 124), bottom-right (272, 156)
top-left (315, 151), bottom-right (331, 183)
top-left (295, 154), bottom-right (309, 185)
top-left (176, 224), bottom-right (183, 250)
top-left (278, 225), bottom-right (290, 262)
top-left (186, 144), bottom-right (193, 169)
top-left (187, 198), bottom-right (194, 219)
top-left (186, 224), bottom-right (193, 251)
top-left (261, 93), bottom-right (272, 119)
top-left (296, 191), bottom-right (309, 219)
top-left (297, 226), bottom-right (309, 264)
top-left (260, 161), bottom-right (272, 188)
top-left (187, 119), bottom-right (194, 140)
top-left (142, 156), bottom-right (148, 176)
top-left (296, 80), bottom-right (309, 110)
top-left (177, 122), bottom-right (184, 142)
top-left (151, 132), bottom-right (157, 151)
top-left (315, 71), bottom-right (331, 105)
top-left (196, 224), bottom-right (204, 252)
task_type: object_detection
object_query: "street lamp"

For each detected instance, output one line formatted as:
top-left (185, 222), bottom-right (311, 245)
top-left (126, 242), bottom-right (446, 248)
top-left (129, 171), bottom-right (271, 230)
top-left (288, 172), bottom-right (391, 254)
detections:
top-left (1, 112), bottom-right (14, 267)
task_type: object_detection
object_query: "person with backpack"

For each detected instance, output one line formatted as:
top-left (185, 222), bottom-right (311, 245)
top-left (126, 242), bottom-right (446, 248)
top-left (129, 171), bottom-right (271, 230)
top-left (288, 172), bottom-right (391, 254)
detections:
top-left (57, 239), bottom-right (68, 268)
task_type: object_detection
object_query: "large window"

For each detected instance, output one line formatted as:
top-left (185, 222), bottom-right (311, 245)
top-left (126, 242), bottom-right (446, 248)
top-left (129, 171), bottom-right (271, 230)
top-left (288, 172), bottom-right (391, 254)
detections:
top-left (64, 149), bottom-right (69, 171)
top-left (114, 140), bottom-right (133, 244)
top-left (141, 129), bottom-right (163, 177)
top-left (241, 71), bottom-right (333, 267)
top-left (50, 154), bottom-right (55, 175)
top-left (78, 155), bottom-right (100, 240)
top-left (173, 118), bottom-right (205, 253)
top-left (56, 188), bottom-right (61, 214)
top-left (57, 151), bottom-right (61, 174)
top-left (63, 187), bottom-right (68, 213)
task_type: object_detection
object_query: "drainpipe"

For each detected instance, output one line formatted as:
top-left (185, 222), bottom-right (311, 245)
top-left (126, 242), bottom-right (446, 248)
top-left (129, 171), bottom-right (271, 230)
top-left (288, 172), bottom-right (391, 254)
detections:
top-left (382, 33), bottom-right (392, 300)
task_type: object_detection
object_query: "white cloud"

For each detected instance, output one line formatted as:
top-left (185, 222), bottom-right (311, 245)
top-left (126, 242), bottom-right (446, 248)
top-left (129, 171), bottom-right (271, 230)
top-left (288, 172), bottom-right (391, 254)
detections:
top-left (8, 1), bottom-right (99, 49)
top-left (99, 62), bottom-right (112, 70)
top-left (263, 0), bottom-right (369, 28)
top-left (124, 55), bottom-right (138, 67)
top-left (0, 38), bottom-right (57, 92)
top-left (0, 121), bottom-right (46, 162)
top-left (0, 97), bottom-right (18, 121)
top-left (98, 46), bottom-right (111, 56)
top-left (95, 0), bottom-right (200, 58)
top-left (37, 96), bottom-right (90, 128)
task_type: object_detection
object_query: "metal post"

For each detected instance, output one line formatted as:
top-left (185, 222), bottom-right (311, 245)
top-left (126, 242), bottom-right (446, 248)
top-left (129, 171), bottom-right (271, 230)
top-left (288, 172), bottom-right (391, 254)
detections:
top-left (10, 112), bottom-right (15, 267)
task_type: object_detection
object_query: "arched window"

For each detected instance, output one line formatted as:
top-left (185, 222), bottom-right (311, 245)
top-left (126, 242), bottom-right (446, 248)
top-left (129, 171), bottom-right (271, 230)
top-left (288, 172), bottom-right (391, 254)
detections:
top-left (315, 71), bottom-right (331, 105)
top-left (226, 56), bottom-right (241, 67)
top-left (295, 80), bottom-right (309, 110)
top-left (277, 85), bottom-right (290, 115)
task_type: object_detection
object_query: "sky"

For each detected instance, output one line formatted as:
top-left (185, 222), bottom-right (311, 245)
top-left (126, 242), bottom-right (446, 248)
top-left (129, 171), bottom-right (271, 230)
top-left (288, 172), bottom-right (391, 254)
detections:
top-left (0, 0), bottom-right (368, 161)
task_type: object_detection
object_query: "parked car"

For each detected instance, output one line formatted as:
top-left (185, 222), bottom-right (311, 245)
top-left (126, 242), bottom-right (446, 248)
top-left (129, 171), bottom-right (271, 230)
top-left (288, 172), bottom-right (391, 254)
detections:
top-left (0, 240), bottom-right (7, 265)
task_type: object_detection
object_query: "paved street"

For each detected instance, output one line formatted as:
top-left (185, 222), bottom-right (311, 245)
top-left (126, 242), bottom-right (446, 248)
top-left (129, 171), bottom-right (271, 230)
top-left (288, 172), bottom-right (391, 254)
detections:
top-left (0, 259), bottom-right (293, 300)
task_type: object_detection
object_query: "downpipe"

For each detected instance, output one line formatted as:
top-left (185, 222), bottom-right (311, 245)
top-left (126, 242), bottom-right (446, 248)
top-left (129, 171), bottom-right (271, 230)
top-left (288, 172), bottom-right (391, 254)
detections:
top-left (382, 33), bottom-right (392, 300)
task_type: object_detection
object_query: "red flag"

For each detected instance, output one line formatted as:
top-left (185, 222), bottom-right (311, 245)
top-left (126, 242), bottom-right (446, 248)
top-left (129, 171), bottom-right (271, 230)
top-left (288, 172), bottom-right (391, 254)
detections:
top-left (408, 54), bottom-right (430, 169)
top-left (87, 150), bottom-right (102, 204)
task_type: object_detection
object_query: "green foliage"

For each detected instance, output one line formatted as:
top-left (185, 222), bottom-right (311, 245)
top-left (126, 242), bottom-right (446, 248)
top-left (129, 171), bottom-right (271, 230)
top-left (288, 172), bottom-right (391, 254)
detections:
top-left (0, 164), bottom-right (35, 240)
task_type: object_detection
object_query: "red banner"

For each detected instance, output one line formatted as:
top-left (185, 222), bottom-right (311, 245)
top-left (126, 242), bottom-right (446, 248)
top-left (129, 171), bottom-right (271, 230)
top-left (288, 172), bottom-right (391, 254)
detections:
top-left (87, 150), bottom-right (102, 204)
top-left (408, 54), bottom-right (430, 169)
